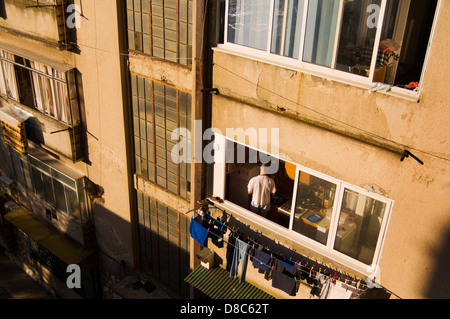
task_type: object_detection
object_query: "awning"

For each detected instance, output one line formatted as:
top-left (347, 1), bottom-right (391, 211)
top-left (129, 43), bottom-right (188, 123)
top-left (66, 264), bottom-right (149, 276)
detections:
top-left (4, 207), bottom-right (95, 265)
top-left (184, 265), bottom-right (275, 299)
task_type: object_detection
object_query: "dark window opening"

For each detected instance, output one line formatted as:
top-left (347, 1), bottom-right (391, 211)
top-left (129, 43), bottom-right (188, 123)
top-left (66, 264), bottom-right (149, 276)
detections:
top-left (225, 140), bottom-right (294, 229)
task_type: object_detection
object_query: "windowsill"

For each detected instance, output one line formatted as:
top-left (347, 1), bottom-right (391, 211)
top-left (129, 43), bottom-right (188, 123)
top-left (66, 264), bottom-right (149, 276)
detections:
top-left (211, 198), bottom-right (373, 277)
top-left (128, 50), bottom-right (193, 70)
top-left (1, 96), bottom-right (73, 129)
top-left (213, 45), bottom-right (421, 103)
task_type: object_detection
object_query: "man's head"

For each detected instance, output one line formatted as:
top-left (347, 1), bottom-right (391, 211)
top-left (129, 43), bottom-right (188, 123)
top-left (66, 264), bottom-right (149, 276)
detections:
top-left (260, 163), bottom-right (267, 175)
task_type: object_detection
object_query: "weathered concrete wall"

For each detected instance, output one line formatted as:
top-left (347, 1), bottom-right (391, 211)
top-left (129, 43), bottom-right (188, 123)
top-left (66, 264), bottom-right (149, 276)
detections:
top-left (211, 1), bottom-right (450, 299)
top-left (0, 0), bottom-right (60, 42)
top-left (129, 52), bottom-right (192, 92)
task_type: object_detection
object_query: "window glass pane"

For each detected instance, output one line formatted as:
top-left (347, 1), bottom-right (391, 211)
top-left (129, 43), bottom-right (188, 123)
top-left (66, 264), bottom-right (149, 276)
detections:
top-left (136, 155), bottom-right (142, 175)
top-left (53, 180), bottom-right (67, 213)
top-left (51, 169), bottom-right (76, 188)
top-left (30, 157), bottom-right (51, 174)
top-left (22, 159), bottom-right (33, 191)
top-left (165, 7), bottom-right (177, 20)
top-left (67, 188), bottom-right (80, 220)
top-left (0, 52), bottom-right (19, 100)
top-left (143, 34), bottom-right (151, 54)
top-left (179, 0), bottom-right (188, 22)
top-left (135, 12), bottom-right (142, 32)
top-left (11, 152), bottom-right (26, 187)
top-left (227, 0), bottom-right (271, 51)
top-left (334, 189), bottom-right (386, 265)
top-left (142, 0), bottom-right (149, 13)
top-left (303, 0), bottom-right (340, 67)
top-left (31, 167), bottom-right (45, 199)
top-left (127, 10), bottom-right (135, 30)
top-left (271, 0), bottom-right (304, 59)
top-left (292, 171), bottom-right (337, 245)
top-left (42, 174), bottom-right (55, 206)
top-left (336, 0), bottom-right (382, 77)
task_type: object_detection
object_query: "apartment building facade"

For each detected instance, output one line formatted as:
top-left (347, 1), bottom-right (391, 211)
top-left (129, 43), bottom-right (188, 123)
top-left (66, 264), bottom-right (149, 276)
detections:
top-left (0, 0), bottom-right (449, 300)
top-left (0, 0), bottom-right (133, 298)
top-left (0, 0), bottom-right (210, 299)
top-left (195, 0), bottom-right (449, 299)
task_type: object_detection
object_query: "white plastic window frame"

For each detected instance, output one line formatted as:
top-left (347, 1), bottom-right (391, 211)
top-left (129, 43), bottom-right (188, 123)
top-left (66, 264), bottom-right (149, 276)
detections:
top-left (220, 0), bottom-right (441, 102)
top-left (212, 133), bottom-right (394, 275)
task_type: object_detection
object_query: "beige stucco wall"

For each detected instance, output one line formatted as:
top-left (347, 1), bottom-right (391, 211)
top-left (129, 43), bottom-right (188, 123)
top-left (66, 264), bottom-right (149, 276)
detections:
top-left (0, 0), bottom-right (60, 42)
top-left (210, 2), bottom-right (450, 299)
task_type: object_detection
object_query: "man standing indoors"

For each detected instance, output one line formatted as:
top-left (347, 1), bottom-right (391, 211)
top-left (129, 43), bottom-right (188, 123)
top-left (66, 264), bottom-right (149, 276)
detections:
top-left (247, 163), bottom-right (276, 217)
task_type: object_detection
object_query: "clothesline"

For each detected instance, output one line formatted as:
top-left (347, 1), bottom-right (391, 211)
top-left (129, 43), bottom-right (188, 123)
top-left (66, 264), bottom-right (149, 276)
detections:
top-left (195, 213), bottom-right (366, 299)
top-left (200, 205), bottom-right (367, 283)
top-left (190, 201), bottom-right (402, 299)
top-left (191, 207), bottom-right (369, 299)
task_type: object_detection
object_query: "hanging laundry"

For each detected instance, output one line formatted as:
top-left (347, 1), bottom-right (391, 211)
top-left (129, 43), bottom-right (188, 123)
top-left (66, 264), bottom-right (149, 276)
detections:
top-left (226, 232), bottom-right (236, 272)
top-left (275, 259), bottom-right (296, 274)
top-left (251, 248), bottom-right (273, 273)
top-left (250, 247), bottom-right (273, 280)
top-left (306, 267), bottom-right (315, 285)
top-left (209, 224), bottom-right (224, 248)
top-left (310, 274), bottom-right (331, 299)
top-left (271, 268), bottom-right (297, 296)
top-left (189, 217), bottom-right (209, 247)
top-left (229, 238), bottom-right (250, 283)
top-left (327, 281), bottom-right (355, 299)
top-left (270, 257), bottom-right (299, 296)
top-left (297, 262), bottom-right (309, 281)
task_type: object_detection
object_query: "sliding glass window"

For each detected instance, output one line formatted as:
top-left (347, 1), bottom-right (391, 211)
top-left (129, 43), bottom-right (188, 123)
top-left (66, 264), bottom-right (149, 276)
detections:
top-left (218, 137), bottom-right (393, 268)
top-left (9, 149), bottom-right (89, 222)
top-left (224, 0), bottom-right (438, 90)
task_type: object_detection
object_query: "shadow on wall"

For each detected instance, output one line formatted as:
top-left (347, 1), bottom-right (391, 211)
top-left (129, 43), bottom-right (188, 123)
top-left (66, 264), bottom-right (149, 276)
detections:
top-left (0, 130), bottom-right (13, 176)
top-left (425, 221), bottom-right (450, 298)
top-left (91, 200), bottom-right (133, 279)
top-left (0, 0), bottom-right (6, 20)
top-left (91, 199), bottom-right (190, 298)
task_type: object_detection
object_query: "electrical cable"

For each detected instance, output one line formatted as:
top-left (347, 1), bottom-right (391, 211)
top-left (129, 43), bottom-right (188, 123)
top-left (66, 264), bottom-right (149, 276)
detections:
top-left (212, 62), bottom-right (450, 164)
